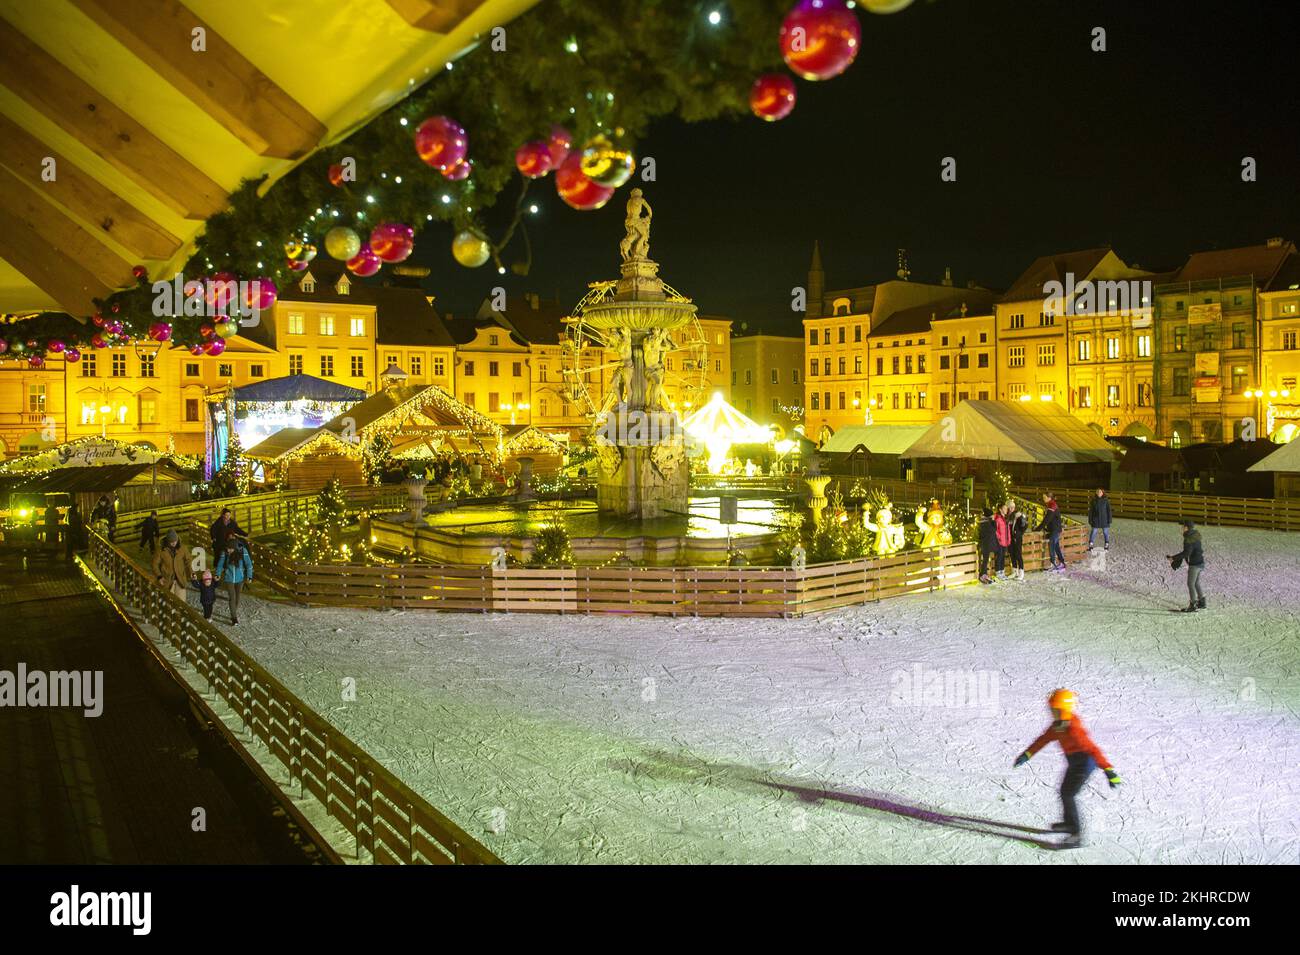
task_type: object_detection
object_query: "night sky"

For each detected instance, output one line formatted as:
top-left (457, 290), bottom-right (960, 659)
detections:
top-left (415, 0), bottom-right (1300, 332)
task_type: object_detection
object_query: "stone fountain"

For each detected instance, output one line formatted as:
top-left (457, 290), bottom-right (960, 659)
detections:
top-left (589, 189), bottom-right (693, 520)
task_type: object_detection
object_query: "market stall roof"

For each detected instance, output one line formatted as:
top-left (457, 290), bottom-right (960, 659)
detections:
top-left (0, 435), bottom-right (166, 473)
top-left (321, 382), bottom-right (503, 442)
top-left (230, 373), bottom-right (365, 404)
top-left (1115, 441), bottom-right (1184, 474)
top-left (0, 0), bottom-right (541, 314)
top-left (1248, 438), bottom-right (1300, 473)
top-left (245, 427), bottom-right (356, 462)
top-left (0, 461), bottom-right (188, 496)
top-left (903, 400), bottom-right (1116, 464)
top-left (682, 393), bottom-right (772, 445)
top-left (821, 424), bottom-right (931, 456)
top-left (502, 425), bottom-right (566, 454)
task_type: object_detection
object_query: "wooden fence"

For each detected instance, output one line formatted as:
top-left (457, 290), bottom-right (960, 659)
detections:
top-left (1016, 485), bottom-right (1300, 532)
top-left (235, 524), bottom-right (1087, 617)
top-left (87, 530), bottom-right (499, 865)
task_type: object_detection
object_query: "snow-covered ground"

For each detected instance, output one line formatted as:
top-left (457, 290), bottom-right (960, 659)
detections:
top-left (207, 518), bottom-right (1300, 864)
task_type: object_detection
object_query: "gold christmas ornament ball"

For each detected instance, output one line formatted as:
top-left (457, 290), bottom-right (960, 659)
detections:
top-left (864, 0), bottom-right (915, 12)
top-left (579, 134), bottom-right (634, 189)
top-left (452, 230), bottom-right (492, 268)
top-left (325, 226), bottom-right (362, 261)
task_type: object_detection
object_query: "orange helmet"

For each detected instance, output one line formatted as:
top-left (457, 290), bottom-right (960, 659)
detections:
top-left (1049, 688), bottom-right (1077, 719)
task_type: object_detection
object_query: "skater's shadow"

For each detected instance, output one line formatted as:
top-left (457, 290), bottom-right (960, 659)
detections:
top-left (611, 750), bottom-right (1060, 850)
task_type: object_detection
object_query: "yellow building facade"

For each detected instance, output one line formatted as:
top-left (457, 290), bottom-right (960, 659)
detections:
top-left (730, 331), bottom-right (804, 430)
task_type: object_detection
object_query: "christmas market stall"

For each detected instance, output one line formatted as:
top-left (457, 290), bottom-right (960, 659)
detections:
top-left (902, 399), bottom-right (1116, 488)
top-left (500, 425), bottom-right (567, 478)
top-left (244, 427), bottom-right (362, 490)
top-left (820, 424), bottom-right (931, 479)
top-left (1248, 436), bottom-right (1300, 499)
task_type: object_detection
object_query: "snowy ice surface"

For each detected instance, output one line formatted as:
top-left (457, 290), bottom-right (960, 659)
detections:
top-left (211, 518), bottom-right (1300, 864)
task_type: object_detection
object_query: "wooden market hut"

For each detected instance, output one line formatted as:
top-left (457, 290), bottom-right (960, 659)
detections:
top-left (244, 427), bottom-right (361, 489)
top-left (501, 425), bottom-right (567, 477)
top-left (1248, 438), bottom-right (1300, 498)
top-left (320, 381), bottom-right (504, 462)
top-left (902, 399), bottom-right (1115, 487)
top-left (820, 424), bottom-right (931, 479)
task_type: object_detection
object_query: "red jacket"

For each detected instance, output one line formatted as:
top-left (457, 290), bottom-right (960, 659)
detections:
top-left (1025, 716), bottom-right (1111, 769)
top-left (994, 513), bottom-right (1011, 547)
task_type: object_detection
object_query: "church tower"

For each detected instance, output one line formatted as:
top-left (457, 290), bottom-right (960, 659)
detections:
top-left (807, 240), bottom-right (824, 319)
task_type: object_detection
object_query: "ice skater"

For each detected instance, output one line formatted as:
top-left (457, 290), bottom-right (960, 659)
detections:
top-left (1167, 518), bottom-right (1205, 612)
top-left (1013, 688), bottom-right (1121, 848)
top-left (1036, 493), bottom-right (1066, 569)
top-left (1087, 488), bottom-right (1112, 550)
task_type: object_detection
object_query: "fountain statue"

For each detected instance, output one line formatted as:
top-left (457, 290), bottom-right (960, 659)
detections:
top-left (589, 190), bottom-right (694, 519)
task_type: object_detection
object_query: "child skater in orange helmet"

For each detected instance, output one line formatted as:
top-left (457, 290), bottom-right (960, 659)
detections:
top-left (1014, 689), bottom-right (1121, 848)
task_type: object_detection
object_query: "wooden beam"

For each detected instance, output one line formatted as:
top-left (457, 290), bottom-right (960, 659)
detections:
top-left (0, 17), bottom-right (226, 220)
top-left (385, 0), bottom-right (487, 33)
top-left (0, 164), bottom-right (135, 290)
top-left (0, 113), bottom-right (181, 261)
top-left (0, 206), bottom-right (112, 316)
top-left (71, 0), bottom-right (325, 160)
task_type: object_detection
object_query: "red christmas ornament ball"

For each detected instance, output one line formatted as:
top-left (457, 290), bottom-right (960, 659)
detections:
top-left (346, 245), bottom-right (383, 277)
top-left (64, 347), bottom-right (81, 363)
top-left (132, 264), bottom-right (148, 280)
top-left (750, 73), bottom-right (797, 121)
top-left (414, 115), bottom-right (468, 171)
top-left (368, 222), bottom-right (414, 263)
top-left (328, 162), bottom-right (346, 187)
top-left (515, 140), bottom-right (554, 179)
top-left (547, 125), bottom-right (574, 166)
top-left (442, 158), bottom-right (471, 181)
top-left (555, 152), bottom-right (615, 211)
top-left (48, 339), bottom-right (66, 353)
top-left (204, 337), bottom-right (226, 356)
top-left (779, 0), bottom-right (861, 81)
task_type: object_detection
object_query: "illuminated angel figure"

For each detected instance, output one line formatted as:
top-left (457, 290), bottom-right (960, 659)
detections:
top-left (915, 499), bottom-right (953, 549)
top-left (863, 503), bottom-right (906, 556)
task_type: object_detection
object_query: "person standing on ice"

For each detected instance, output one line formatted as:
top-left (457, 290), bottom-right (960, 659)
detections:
top-left (1167, 518), bottom-right (1205, 612)
top-left (1007, 500), bottom-right (1028, 580)
top-left (994, 504), bottom-right (1012, 579)
top-left (1013, 689), bottom-right (1121, 848)
top-left (1087, 488), bottom-right (1112, 550)
top-left (1035, 494), bottom-right (1066, 569)
top-left (978, 507), bottom-right (999, 584)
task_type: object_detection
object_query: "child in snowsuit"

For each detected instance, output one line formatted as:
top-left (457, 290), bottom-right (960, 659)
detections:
top-left (1014, 688), bottom-right (1121, 847)
top-left (193, 569), bottom-right (219, 621)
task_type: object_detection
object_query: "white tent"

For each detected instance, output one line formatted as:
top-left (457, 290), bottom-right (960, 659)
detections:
top-left (903, 400), bottom-right (1115, 464)
top-left (1247, 438), bottom-right (1300, 473)
top-left (821, 425), bottom-right (930, 456)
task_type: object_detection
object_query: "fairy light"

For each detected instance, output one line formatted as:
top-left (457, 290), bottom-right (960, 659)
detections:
top-left (529, 204), bottom-right (539, 214)
top-left (399, 117), bottom-right (409, 126)
top-left (708, 10), bottom-right (722, 25)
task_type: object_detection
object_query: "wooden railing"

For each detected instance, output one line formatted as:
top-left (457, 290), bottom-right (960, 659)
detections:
top-left (1016, 485), bottom-right (1300, 532)
top-left (86, 529), bottom-right (500, 865)
top-left (234, 525), bottom-right (1086, 618)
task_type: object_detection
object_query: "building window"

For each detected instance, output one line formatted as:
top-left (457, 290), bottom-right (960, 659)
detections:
top-left (185, 362), bottom-right (199, 377)
top-left (489, 334), bottom-right (499, 346)
top-left (1078, 338), bottom-right (1092, 361)
top-left (958, 354), bottom-right (969, 370)
top-left (219, 363), bottom-right (233, 377)
top-left (1105, 337), bottom-right (1120, 359)
top-left (185, 398), bottom-right (200, 422)
top-left (891, 393), bottom-right (899, 410)
top-left (463, 392), bottom-right (475, 407)
top-left (511, 361), bottom-right (521, 377)
top-left (1008, 383), bottom-right (1026, 400)
top-left (136, 354), bottom-right (155, 378)
top-left (27, 384), bottom-right (46, 413)
top-left (977, 353), bottom-right (989, 369)
top-left (488, 393), bottom-right (500, 413)
top-left (81, 354), bottom-right (97, 377)
top-left (1172, 369), bottom-right (1189, 396)
top-left (1202, 327), bottom-right (1217, 350)
top-left (351, 355), bottom-right (365, 377)
top-left (770, 369), bottom-right (779, 385)
top-left (1037, 344), bottom-right (1056, 366)
top-left (838, 327), bottom-right (845, 344)
top-left (1039, 312), bottom-right (1055, 327)
top-left (918, 355), bottom-right (926, 374)
top-left (822, 358), bottom-right (830, 376)
top-left (939, 392), bottom-right (950, 411)
top-left (1175, 300), bottom-right (1185, 312)
top-left (489, 361), bottom-right (500, 377)
top-left (791, 369), bottom-right (799, 385)
top-left (1010, 313), bottom-right (1025, 329)
top-left (111, 353), bottom-right (127, 377)
top-left (809, 359), bottom-right (818, 377)
top-left (1039, 382), bottom-right (1055, 398)
top-left (246, 364), bottom-right (262, 378)
top-left (350, 317), bottom-right (365, 337)
top-left (1078, 386), bottom-right (1092, 408)
top-left (808, 329), bottom-right (817, 345)
top-left (1137, 334), bottom-right (1152, 358)
top-left (714, 359), bottom-right (721, 372)
top-left (810, 392), bottom-right (820, 410)
top-left (904, 356), bottom-right (913, 375)
top-left (1283, 331), bottom-right (1298, 350)
top-left (139, 396), bottom-right (157, 424)
top-left (410, 356), bottom-right (423, 377)
top-left (877, 357), bottom-right (885, 375)
top-left (433, 356), bottom-right (445, 377)
top-left (939, 355), bottom-right (950, 371)
top-left (1232, 367), bottom-right (1247, 394)
top-left (319, 315), bottom-right (335, 335)
top-left (892, 356), bottom-right (900, 374)
top-left (731, 371), bottom-right (736, 386)
top-left (838, 357), bottom-right (846, 375)
top-left (289, 354), bottom-right (303, 375)
top-left (904, 392), bottom-right (913, 410)
top-left (854, 357), bottom-right (862, 375)
top-left (979, 332), bottom-right (987, 344)
top-left (288, 314), bottom-right (304, 335)
top-left (320, 355), bottom-right (334, 377)
top-left (1106, 385), bottom-right (1120, 407)
top-left (1173, 327), bottom-right (1187, 352)
top-left (1232, 323), bottom-right (1246, 349)
top-left (838, 392), bottom-right (846, 410)
top-left (977, 390), bottom-right (989, 400)
top-left (853, 325), bottom-right (862, 342)
top-left (1008, 346), bottom-right (1025, 368)
top-left (772, 397), bottom-right (780, 414)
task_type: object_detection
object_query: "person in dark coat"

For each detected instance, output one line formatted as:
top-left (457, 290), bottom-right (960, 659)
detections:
top-left (1087, 488), bottom-right (1113, 550)
top-left (978, 507), bottom-right (999, 584)
top-left (139, 510), bottom-right (161, 555)
top-left (91, 494), bottom-right (117, 541)
top-left (1167, 518), bottom-right (1205, 612)
top-left (1036, 494), bottom-right (1066, 569)
top-left (64, 504), bottom-right (86, 562)
top-left (210, 508), bottom-right (247, 556)
top-left (43, 504), bottom-right (61, 547)
top-left (1007, 500), bottom-right (1028, 581)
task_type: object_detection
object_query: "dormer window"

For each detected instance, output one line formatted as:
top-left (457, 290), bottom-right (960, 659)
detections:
top-left (300, 272), bottom-right (316, 293)
top-left (336, 274), bottom-right (351, 295)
